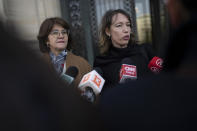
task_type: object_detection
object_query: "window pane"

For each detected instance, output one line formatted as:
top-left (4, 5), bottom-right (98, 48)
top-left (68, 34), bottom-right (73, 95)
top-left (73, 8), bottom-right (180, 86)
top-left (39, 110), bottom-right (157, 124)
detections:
top-left (135, 0), bottom-right (152, 44)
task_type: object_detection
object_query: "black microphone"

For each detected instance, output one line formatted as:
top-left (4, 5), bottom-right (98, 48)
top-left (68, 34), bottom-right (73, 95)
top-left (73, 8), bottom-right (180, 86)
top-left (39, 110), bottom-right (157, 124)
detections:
top-left (119, 58), bottom-right (137, 83)
top-left (81, 87), bottom-right (96, 103)
top-left (61, 66), bottom-right (78, 85)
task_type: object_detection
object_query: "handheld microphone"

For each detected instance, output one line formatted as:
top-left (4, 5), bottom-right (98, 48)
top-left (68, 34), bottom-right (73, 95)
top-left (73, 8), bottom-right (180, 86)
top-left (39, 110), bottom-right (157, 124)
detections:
top-left (80, 87), bottom-right (96, 103)
top-left (119, 58), bottom-right (137, 83)
top-left (148, 56), bottom-right (163, 74)
top-left (78, 68), bottom-right (105, 103)
top-left (61, 66), bottom-right (78, 85)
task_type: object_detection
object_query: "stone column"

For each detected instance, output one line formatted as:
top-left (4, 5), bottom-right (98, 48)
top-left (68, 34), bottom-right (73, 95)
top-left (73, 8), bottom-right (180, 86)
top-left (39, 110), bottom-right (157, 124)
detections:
top-left (1, 0), bottom-right (62, 52)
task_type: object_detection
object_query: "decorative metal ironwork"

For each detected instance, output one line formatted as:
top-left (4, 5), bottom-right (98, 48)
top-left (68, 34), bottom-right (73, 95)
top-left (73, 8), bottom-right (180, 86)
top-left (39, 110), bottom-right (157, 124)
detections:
top-left (68, 0), bottom-right (87, 58)
top-left (127, 0), bottom-right (138, 40)
top-left (69, 0), bottom-right (82, 29)
top-left (89, 0), bottom-right (99, 54)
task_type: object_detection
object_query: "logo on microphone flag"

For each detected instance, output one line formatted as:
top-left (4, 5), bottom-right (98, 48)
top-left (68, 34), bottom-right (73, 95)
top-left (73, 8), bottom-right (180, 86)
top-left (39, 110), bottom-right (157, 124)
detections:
top-left (119, 64), bottom-right (137, 83)
top-left (120, 64), bottom-right (137, 79)
top-left (92, 75), bottom-right (102, 87)
top-left (82, 74), bottom-right (91, 83)
top-left (148, 56), bottom-right (163, 73)
top-left (156, 58), bottom-right (163, 68)
top-left (78, 70), bottom-right (105, 95)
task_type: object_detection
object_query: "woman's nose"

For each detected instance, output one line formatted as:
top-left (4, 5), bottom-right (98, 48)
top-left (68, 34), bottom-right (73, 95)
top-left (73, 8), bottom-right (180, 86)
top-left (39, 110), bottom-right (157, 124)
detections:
top-left (123, 25), bottom-right (129, 33)
top-left (58, 32), bottom-right (64, 37)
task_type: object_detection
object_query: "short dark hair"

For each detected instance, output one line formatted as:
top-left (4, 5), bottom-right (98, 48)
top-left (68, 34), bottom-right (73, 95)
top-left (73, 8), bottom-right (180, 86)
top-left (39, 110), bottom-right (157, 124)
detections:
top-left (37, 17), bottom-right (73, 53)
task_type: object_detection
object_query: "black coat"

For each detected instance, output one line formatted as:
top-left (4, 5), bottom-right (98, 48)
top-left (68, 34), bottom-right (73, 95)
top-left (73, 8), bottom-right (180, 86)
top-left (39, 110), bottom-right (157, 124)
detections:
top-left (94, 43), bottom-right (155, 89)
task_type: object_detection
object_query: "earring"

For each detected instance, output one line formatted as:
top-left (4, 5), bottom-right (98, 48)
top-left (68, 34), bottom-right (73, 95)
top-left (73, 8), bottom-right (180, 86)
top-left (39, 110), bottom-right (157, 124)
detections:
top-left (108, 34), bottom-right (111, 39)
top-left (46, 42), bottom-right (50, 47)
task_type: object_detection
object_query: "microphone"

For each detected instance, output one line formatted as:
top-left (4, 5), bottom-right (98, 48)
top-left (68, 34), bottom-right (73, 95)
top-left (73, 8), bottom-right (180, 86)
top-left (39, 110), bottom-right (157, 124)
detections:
top-left (61, 66), bottom-right (78, 85)
top-left (78, 68), bottom-right (105, 103)
top-left (119, 58), bottom-right (137, 83)
top-left (148, 56), bottom-right (163, 74)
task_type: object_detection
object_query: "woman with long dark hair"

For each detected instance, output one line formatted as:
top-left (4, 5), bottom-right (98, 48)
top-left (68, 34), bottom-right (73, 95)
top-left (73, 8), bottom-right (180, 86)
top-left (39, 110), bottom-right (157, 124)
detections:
top-left (94, 9), bottom-right (155, 90)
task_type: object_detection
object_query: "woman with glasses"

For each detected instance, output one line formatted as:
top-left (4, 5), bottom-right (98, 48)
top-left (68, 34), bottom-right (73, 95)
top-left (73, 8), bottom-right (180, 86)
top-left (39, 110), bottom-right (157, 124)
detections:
top-left (37, 17), bottom-right (92, 87)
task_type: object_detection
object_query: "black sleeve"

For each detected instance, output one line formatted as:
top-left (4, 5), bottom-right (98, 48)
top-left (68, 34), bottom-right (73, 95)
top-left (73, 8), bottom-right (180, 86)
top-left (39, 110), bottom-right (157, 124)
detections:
top-left (140, 43), bottom-right (156, 61)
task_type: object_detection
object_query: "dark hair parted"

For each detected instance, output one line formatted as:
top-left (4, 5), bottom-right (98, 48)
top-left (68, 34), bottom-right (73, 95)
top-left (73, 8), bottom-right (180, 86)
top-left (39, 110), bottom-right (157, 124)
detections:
top-left (98, 9), bottom-right (137, 55)
top-left (37, 17), bottom-right (72, 53)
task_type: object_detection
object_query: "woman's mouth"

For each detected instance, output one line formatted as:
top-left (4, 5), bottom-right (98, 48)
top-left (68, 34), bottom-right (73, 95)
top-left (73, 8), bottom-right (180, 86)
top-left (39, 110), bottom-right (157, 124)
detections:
top-left (123, 35), bottom-right (130, 40)
top-left (57, 40), bottom-right (65, 43)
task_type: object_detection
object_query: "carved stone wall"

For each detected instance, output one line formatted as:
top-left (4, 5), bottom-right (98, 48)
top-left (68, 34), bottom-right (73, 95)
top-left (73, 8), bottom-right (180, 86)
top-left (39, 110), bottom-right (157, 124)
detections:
top-left (89, 0), bottom-right (99, 56)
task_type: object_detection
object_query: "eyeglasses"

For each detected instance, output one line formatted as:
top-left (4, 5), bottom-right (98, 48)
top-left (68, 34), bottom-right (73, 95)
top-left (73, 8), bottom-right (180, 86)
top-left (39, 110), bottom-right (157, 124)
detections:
top-left (50, 29), bottom-right (69, 37)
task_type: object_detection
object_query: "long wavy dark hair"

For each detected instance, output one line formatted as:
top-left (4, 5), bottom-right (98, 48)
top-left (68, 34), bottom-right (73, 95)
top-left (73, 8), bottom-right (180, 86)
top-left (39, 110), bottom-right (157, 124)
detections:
top-left (98, 9), bottom-right (137, 55)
